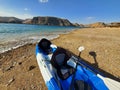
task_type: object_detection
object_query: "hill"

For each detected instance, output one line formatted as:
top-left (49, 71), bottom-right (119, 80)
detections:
top-left (0, 17), bottom-right (23, 23)
top-left (29, 16), bottom-right (74, 26)
top-left (87, 22), bottom-right (106, 28)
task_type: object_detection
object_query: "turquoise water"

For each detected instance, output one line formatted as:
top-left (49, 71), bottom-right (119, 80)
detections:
top-left (0, 23), bottom-right (78, 53)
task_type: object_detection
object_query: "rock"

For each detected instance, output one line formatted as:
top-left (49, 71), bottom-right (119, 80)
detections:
top-left (4, 66), bottom-right (11, 71)
top-left (6, 77), bottom-right (15, 86)
top-left (31, 84), bottom-right (36, 89)
top-left (28, 65), bottom-right (36, 71)
top-left (18, 62), bottom-right (22, 65)
top-left (31, 73), bottom-right (34, 76)
top-left (4, 65), bottom-right (14, 72)
top-left (12, 61), bottom-right (17, 66)
top-left (30, 16), bottom-right (74, 26)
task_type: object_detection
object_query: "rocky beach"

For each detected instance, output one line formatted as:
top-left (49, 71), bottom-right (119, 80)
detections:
top-left (0, 28), bottom-right (120, 90)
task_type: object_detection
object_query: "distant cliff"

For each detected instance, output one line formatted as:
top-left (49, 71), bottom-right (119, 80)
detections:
top-left (0, 17), bottom-right (23, 23)
top-left (86, 22), bottom-right (120, 28)
top-left (108, 22), bottom-right (120, 27)
top-left (87, 22), bottom-right (106, 28)
top-left (30, 16), bottom-right (74, 26)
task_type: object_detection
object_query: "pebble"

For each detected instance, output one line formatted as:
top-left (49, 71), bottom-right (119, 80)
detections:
top-left (31, 73), bottom-right (34, 76)
top-left (28, 65), bottom-right (36, 71)
top-left (31, 84), bottom-right (36, 89)
top-left (12, 61), bottom-right (17, 66)
top-left (4, 66), bottom-right (12, 71)
top-left (18, 62), bottom-right (22, 65)
top-left (6, 77), bottom-right (15, 86)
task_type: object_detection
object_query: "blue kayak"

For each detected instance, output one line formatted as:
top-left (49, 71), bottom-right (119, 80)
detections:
top-left (35, 38), bottom-right (120, 90)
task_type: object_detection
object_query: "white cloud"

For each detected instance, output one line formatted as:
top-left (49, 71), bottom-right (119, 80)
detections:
top-left (86, 16), bottom-right (95, 20)
top-left (24, 8), bottom-right (29, 11)
top-left (39, 0), bottom-right (48, 3)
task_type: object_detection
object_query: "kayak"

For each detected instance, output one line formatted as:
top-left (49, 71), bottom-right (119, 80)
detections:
top-left (35, 38), bottom-right (120, 90)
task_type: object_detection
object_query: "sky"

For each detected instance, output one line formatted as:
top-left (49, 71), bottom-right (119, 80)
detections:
top-left (0, 0), bottom-right (120, 24)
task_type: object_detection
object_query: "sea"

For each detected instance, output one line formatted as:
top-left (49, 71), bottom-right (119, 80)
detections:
top-left (0, 23), bottom-right (78, 53)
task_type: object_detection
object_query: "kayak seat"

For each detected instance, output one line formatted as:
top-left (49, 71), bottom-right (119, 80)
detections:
top-left (51, 47), bottom-right (75, 80)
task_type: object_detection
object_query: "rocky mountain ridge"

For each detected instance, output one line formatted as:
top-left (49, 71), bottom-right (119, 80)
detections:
top-left (0, 17), bottom-right (23, 23)
top-left (0, 16), bottom-right (120, 27)
top-left (86, 22), bottom-right (120, 28)
top-left (30, 16), bottom-right (74, 26)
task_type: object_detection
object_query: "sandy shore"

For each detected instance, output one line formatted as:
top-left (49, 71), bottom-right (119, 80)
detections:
top-left (0, 28), bottom-right (120, 89)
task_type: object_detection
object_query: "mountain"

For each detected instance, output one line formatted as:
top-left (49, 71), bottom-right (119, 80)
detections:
top-left (0, 17), bottom-right (23, 23)
top-left (1, 16), bottom-right (120, 28)
top-left (87, 22), bottom-right (106, 28)
top-left (86, 22), bottom-right (120, 28)
top-left (108, 22), bottom-right (120, 27)
top-left (29, 16), bottom-right (74, 26)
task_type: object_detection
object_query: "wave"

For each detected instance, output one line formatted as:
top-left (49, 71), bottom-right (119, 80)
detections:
top-left (0, 34), bottom-right (59, 54)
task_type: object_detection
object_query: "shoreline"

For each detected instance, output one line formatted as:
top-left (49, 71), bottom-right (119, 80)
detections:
top-left (0, 27), bottom-right (120, 89)
top-left (0, 29), bottom-right (73, 54)
top-left (0, 23), bottom-right (77, 54)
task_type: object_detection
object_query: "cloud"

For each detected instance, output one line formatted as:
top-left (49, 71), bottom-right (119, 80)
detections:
top-left (24, 8), bottom-right (29, 11)
top-left (86, 16), bottom-right (95, 20)
top-left (39, 0), bottom-right (48, 3)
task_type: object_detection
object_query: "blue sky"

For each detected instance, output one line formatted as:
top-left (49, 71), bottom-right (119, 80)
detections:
top-left (0, 0), bottom-right (120, 24)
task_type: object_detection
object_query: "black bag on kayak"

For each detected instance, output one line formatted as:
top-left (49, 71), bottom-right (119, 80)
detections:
top-left (51, 47), bottom-right (75, 80)
top-left (38, 38), bottom-right (52, 54)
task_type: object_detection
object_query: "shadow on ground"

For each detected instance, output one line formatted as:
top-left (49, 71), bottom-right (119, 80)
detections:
top-left (63, 47), bottom-right (120, 82)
